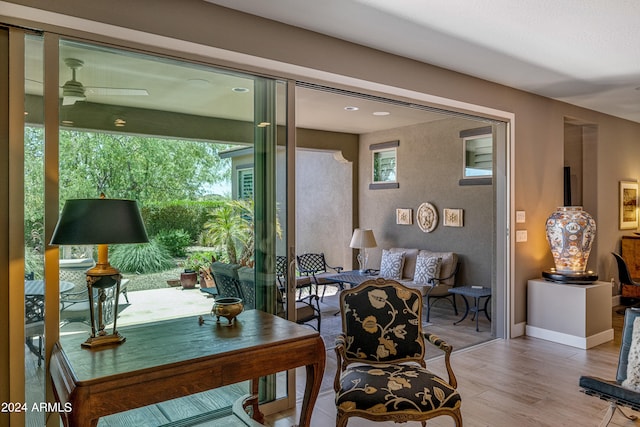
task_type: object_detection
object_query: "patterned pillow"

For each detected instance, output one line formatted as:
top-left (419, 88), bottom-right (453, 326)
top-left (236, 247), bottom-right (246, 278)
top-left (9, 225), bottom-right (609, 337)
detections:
top-left (379, 250), bottom-right (405, 279)
top-left (623, 316), bottom-right (640, 391)
top-left (414, 255), bottom-right (442, 284)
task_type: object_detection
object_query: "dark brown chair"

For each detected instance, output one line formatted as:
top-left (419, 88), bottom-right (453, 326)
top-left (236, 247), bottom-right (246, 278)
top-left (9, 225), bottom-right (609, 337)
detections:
top-left (297, 252), bottom-right (343, 301)
top-left (239, 263), bottom-right (321, 331)
top-left (25, 293), bottom-right (44, 367)
top-left (613, 252), bottom-right (640, 311)
top-left (334, 278), bottom-right (462, 427)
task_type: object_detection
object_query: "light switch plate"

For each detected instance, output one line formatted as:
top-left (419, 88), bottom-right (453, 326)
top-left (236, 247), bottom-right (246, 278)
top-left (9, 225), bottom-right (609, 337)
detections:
top-left (516, 211), bottom-right (526, 223)
top-left (516, 230), bottom-right (527, 242)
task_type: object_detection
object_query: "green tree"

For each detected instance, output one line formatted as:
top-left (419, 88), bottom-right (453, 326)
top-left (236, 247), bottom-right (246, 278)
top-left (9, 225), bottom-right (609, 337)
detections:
top-left (58, 131), bottom-right (231, 202)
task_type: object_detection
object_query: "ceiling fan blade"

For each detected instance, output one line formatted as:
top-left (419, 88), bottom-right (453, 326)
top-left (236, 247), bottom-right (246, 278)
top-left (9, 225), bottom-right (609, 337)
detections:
top-left (62, 96), bottom-right (79, 106)
top-left (85, 87), bottom-right (149, 96)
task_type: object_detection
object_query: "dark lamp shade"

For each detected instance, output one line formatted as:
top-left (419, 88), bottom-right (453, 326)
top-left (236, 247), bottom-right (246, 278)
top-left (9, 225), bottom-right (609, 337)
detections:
top-left (50, 198), bottom-right (149, 245)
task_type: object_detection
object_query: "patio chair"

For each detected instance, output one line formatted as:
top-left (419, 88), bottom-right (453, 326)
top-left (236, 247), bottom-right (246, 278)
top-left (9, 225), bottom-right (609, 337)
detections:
top-left (276, 255), bottom-right (313, 296)
top-left (296, 253), bottom-right (343, 301)
top-left (334, 278), bottom-right (462, 427)
top-left (25, 293), bottom-right (45, 367)
top-left (59, 279), bottom-right (127, 328)
top-left (210, 261), bottom-right (243, 299)
top-left (579, 307), bottom-right (640, 427)
top-left (239, 264), bottom-right (321, 331)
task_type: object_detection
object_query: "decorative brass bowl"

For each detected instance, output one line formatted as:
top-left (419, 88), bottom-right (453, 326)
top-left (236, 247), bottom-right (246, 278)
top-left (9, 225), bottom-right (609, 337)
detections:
top-left (211, 297), bottom-right (244, 325)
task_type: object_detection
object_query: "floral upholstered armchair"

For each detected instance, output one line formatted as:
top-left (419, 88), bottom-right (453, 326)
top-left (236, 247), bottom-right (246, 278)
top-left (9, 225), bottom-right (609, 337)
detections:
top-left (334, 277), bottom-right (462, 427)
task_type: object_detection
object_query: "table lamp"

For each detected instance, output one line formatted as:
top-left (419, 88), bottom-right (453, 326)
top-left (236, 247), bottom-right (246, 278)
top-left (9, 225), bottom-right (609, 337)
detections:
top-left (50, 194), bottom-right (148, 348)
top-left (349, 229), bottom-right (377, 273)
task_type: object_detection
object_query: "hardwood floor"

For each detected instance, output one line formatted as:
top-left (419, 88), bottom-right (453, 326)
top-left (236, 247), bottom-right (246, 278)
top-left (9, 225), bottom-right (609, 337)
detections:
top-left (268, 307), bottom-right (629, 427)
top-left (24, 291), bottom-right (628, 426)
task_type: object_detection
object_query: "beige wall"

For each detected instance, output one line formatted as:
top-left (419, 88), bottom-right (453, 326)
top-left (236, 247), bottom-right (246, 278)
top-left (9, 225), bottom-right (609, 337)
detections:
top-left (3, 0), bottom-right (640, 333)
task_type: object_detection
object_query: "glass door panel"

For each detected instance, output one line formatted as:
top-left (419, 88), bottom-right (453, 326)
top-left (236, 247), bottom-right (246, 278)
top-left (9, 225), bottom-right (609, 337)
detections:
top-left (24, 32), bottom-right (45, 427)
top-left (25, 36), bottom-right (287, 423)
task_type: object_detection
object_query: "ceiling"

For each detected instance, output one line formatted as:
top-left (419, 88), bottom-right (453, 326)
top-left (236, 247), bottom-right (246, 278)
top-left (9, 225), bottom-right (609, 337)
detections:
top-left (25, 38), bottom-right (453, 135)
top-left (205, 0), bottom-right (640, 124)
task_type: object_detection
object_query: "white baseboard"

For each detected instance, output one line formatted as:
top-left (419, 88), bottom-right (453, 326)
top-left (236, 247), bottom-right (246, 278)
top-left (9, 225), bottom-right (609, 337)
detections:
top-left (613, 295), bottom-right (621, 307)
top-left (511, 321), bottom-right (526, 338)
top-left (525, 325), bottom-right (614, 349)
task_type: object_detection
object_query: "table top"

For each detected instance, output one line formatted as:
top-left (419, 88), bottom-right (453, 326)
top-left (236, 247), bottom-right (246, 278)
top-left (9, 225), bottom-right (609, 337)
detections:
top-left (59, 309), bottom-right (321, 383)
top-left (449, 285), bottom-right (492, 297)
top-left (25, 280), bottom-right (75, 295)
top-left (325, 270), bottom-right (378, 286)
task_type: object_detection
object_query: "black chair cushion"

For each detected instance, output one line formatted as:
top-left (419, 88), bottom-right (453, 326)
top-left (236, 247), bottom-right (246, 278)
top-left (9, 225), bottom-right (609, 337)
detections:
top-left (336, 363), bottom-right (461, 414)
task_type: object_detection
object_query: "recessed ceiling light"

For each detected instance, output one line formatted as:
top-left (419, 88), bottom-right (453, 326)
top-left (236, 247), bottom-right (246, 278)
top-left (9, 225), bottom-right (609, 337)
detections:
top-left (344, 106), bottom-right (359, 111)
top-left (114, 118), bottom-right (126, 127)
top-left (257, 122), bottom-right (271, 127)
top-left (232, 87), bottom-right (250, 93)
top-left (61, 120), bottom-right (74, 126)
top-left (373, 111), bottom-right (390, 116)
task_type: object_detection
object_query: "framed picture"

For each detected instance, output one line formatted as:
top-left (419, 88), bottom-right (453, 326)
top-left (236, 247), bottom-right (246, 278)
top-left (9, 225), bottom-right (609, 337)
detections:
top-left (620, 181), bottom-right (638, 230)
top-left (443, 208), bottom-right (464, 227)
top-left (396, 208), bottom-right (413, 225)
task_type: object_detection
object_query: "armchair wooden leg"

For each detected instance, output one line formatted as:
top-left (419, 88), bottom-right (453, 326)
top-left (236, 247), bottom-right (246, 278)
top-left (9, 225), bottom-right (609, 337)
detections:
top-left (599, 403), bottom-right (615, 427)
top-left (599, 402), bottom-right (638, 427)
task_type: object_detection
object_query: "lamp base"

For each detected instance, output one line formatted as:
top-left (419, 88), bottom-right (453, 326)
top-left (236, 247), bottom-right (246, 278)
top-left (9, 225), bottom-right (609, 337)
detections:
top-left (81, 332), bottom-right (126, 348)
top-left (542, 269), bottom-right (598, 284)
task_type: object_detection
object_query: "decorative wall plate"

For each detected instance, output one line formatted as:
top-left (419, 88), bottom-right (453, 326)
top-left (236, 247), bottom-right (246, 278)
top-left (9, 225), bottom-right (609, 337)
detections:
top-left (416, 202), bottom-right (438, 233)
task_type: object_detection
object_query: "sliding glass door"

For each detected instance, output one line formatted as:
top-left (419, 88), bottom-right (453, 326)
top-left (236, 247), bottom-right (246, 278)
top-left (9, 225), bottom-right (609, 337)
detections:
top-left (19, 35), bottom-right (289, 424)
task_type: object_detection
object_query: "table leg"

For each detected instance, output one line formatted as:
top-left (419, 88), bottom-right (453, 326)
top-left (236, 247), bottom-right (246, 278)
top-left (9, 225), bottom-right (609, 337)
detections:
top-left (453, 296), bottom-right (470, 326)
top-left (242, 378), bottom-right (264, 424)
top-left (298, 345), bottom-right (326, 426)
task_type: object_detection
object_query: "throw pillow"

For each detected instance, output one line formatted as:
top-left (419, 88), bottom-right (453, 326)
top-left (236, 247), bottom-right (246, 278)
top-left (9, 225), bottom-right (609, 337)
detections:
top-left (622, 316), bottom-right (640, 391)
top-left (379, 250), bottom-right (405, 279)
top-left (414, 256), bottom-right (442, 284)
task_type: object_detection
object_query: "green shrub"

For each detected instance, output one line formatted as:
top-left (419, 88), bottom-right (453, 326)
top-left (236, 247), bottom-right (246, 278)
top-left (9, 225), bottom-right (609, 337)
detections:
top-left (184, 251), bottom-right (216, 272)
top-left (110, 240), bottom-right (176, 274)
top-left (155, 229), bottom-right (191, 257)
top-left (24, 245), bottom-right (44, 279)
top-left (141, 200), bottom-right (226, 242)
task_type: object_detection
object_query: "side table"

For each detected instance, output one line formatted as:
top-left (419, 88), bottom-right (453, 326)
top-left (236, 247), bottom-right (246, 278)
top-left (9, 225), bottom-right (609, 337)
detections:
top-left (448, 285), bottom-right (492, 332)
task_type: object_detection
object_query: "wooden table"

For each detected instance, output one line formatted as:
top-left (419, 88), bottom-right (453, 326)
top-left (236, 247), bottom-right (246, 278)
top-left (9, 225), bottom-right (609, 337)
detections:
top-left (50, 310), bottom-right (326, 427)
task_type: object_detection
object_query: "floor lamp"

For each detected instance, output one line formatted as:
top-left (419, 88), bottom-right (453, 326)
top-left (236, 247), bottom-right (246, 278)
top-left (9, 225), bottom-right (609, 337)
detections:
top-left (50, 195), bottom-right (148, 348)
top-left (349, 229), bottom-right (377, 273)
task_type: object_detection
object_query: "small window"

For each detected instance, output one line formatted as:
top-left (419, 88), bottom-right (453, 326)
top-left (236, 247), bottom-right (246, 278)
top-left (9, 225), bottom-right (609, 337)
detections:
top-left (463, 133), bottom-right (492, 179)
top-left (372, 148), bottom-right (397, 183)
top-left (237, 167), bottom-right (254, 199)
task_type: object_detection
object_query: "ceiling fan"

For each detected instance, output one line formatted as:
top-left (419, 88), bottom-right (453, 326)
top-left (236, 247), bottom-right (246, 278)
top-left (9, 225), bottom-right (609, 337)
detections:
top-left (60, 58), bottom-right (149, 106)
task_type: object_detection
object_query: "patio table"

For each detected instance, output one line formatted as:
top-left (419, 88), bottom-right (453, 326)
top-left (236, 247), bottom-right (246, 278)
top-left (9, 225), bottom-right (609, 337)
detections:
top-left (449, 285), bottom-right (492, 332)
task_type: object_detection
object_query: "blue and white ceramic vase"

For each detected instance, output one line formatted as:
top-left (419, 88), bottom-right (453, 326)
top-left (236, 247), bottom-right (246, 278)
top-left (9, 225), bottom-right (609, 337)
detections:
top-left (545, 206), bottom-right (596, 273)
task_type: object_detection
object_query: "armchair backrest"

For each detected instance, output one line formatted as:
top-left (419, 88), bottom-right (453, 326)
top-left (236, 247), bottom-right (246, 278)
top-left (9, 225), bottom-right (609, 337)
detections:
top-left (210, 261), bottom-right (242, 299)
top-left (617, 308), bottom-right (640, 383)
top-left (276, 255), bottom-right (287, 287)
top-left (237, 266), bottom-right (256, 310)
top-left (340, 278), bottom-right (425, 364)
top-left (297, 253), bottom-right (328, 275)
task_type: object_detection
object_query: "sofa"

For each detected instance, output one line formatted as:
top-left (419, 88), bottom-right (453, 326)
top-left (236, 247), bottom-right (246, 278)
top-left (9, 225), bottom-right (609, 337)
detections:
top-left (376, 247), bottom-right (459, 321)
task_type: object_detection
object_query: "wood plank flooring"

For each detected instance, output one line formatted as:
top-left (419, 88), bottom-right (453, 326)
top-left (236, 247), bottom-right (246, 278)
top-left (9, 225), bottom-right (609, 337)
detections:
top-left (24, 290), bottom-right (628, 426)
top-left (268, 308), bottom-right (628, 427)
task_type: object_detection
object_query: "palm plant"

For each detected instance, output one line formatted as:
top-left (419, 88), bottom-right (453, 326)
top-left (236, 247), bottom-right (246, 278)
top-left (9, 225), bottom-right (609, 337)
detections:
top-left (201, 200), bottom-right (250, 264)
top-left (201, 198), bottom-right (281, 266)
